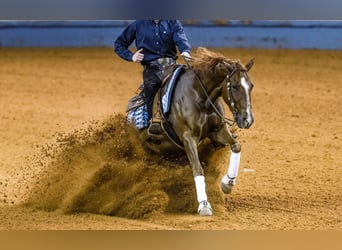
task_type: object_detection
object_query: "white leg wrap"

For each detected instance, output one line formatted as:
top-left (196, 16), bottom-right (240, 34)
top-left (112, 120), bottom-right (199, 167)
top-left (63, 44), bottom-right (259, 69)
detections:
top-left (228, 151), bottom-right (241, 178)
top-left (194, 175), bottom-right (207, 203)
top-left (221, 151), bottom-right (241, 184)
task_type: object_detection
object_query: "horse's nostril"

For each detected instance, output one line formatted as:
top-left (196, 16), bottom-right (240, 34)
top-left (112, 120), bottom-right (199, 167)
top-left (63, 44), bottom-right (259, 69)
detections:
top-left (243, 117), bottom-right (254, 128)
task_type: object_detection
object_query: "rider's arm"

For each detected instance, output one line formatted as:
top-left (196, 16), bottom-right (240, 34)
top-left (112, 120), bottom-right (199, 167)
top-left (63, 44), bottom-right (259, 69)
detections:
top-left (114, 22), bottom-right (137, 62)
top-left (171, 20), bottom-right (192, 55)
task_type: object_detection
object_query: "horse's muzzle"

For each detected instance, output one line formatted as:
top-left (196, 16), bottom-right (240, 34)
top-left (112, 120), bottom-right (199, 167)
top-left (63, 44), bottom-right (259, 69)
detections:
top-left (236, 112), bottom-right (254, 129)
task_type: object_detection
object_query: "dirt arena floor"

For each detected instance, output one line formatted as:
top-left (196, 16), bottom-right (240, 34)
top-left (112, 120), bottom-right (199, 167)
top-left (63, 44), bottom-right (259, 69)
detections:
top-left (0, 47), bottom-right (341, 230)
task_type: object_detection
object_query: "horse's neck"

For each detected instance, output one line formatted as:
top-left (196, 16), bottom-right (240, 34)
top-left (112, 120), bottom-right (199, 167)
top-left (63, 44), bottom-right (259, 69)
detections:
top-left (192, 71), bottom-right (225, 110)
top-left (197, 71), bottom-right (225, 94)
top-left (204, 86), bottom-right (222, 109)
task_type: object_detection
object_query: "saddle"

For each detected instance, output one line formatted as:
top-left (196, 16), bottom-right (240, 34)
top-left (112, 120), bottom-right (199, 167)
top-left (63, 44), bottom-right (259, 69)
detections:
top-left (126, 64), bottom-right (185, 147)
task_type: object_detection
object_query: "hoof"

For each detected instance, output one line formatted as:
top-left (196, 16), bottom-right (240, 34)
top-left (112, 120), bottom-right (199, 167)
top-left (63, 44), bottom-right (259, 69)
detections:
top-left (198, 201), bottom-right (213, 216)
top-left (221, 175), bottom-right (235, 194)
top-left (221, 182), bottom-right (234, 194)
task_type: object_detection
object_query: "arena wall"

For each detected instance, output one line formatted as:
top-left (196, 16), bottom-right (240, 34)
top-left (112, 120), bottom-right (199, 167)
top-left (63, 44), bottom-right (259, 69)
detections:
top-left (0, 20), bottom-right (341, 49)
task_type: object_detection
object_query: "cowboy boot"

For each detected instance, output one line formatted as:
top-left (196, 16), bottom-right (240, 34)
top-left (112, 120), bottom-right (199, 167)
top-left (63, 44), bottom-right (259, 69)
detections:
top-left (147, 91), bottom-right (163, 135)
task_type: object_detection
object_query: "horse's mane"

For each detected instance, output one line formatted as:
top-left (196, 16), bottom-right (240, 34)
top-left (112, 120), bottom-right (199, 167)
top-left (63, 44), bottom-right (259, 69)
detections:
top-left (191, 47), bottom-right (245, 73)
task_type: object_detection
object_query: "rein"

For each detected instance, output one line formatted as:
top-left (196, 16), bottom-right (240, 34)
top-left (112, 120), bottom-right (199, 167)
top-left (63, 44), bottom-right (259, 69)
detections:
top-left (184, 58), bottom-right (236, 126)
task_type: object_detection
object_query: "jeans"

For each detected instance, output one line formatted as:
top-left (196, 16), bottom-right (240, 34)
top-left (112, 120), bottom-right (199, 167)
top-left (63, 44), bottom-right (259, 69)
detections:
top-left (143, 65), bottom-right (163, 121)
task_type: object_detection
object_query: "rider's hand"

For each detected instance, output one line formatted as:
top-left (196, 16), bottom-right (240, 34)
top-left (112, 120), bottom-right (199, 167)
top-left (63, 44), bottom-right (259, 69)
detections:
top-left (132, 48), bottom-right (144, 62)
top-left (181, 51), bottom-right (191, 61)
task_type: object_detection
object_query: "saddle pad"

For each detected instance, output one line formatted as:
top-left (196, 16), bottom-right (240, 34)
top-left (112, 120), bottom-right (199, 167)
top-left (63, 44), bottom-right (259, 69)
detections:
top-left (127, 65), bottom-right (184, 130)
top-left (161, 65), bottom-right (184, 115)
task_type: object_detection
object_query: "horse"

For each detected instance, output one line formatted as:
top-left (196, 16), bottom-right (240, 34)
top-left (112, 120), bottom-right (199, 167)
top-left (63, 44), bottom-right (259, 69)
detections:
top-left (127, 47), bottom-right (255, 216)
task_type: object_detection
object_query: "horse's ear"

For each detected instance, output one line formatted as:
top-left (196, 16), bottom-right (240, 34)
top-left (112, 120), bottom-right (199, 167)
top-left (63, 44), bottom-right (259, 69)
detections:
top-left (245, 58), bottom-right (255, 71)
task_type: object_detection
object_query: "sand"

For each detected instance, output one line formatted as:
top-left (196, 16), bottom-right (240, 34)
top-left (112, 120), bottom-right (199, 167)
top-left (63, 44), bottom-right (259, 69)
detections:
top-left (0, 47), bottom-right (341, 229)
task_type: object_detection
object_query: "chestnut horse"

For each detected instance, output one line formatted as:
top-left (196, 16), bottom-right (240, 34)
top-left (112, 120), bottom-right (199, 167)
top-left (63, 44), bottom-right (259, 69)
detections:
top-left (127, 48), bottom-right (255, 215)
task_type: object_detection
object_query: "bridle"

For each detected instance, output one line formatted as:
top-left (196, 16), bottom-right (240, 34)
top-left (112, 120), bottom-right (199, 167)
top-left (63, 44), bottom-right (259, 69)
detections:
top-left (225, 67), bottom-right (247, 123)
top-left (186, 59), bottom-right (244, 126)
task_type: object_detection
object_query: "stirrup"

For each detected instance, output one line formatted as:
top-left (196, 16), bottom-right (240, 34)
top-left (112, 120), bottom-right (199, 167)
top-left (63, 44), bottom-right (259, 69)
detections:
top-left (147, 122), bottom-right (164, 140)
top-left (148, 122), bottom-right (163, 134)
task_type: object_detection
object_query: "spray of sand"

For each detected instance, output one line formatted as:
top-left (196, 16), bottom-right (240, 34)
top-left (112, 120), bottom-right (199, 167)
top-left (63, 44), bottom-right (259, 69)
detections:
top-left (22, 114), bottom-right (229, 219)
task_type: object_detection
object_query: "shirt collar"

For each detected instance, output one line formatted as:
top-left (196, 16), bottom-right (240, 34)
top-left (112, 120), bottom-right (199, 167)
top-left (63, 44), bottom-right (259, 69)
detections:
top-left (151, 20), bottom-right (162, 24)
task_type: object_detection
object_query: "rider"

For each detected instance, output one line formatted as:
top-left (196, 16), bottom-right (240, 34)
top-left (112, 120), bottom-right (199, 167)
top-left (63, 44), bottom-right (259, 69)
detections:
top-left (114, 20), bottom-right (192, 134)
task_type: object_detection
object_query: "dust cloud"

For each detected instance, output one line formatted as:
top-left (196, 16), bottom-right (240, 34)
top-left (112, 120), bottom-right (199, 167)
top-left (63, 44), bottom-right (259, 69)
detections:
top-left (24, 114), bottom-right (227, 219)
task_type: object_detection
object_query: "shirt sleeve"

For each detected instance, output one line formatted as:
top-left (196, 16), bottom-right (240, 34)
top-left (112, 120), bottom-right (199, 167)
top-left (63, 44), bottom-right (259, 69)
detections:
top-left (172, 20), bottom-right (192, 54)
top-left (114, 22), bottom-right (136, 61)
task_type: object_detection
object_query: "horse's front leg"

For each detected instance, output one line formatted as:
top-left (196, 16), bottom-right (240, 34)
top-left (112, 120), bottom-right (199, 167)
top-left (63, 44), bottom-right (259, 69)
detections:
top-left (183, 131), bottom-right (213, 216)
top-left (208, 117), bottom-right (242, 195)
top-left (221, 142), bottom-right (241, 194)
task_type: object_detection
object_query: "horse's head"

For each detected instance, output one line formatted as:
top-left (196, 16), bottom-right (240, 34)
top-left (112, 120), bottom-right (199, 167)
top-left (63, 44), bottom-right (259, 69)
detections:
top-left (190, 48), bottom-right (255, 129)
top-left (222, 59), bottom-right (255, 129)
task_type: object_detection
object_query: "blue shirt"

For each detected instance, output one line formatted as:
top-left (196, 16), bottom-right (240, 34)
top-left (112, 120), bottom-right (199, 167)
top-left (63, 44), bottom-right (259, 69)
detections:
top-left (114, 20), bottom-right (191, 64)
